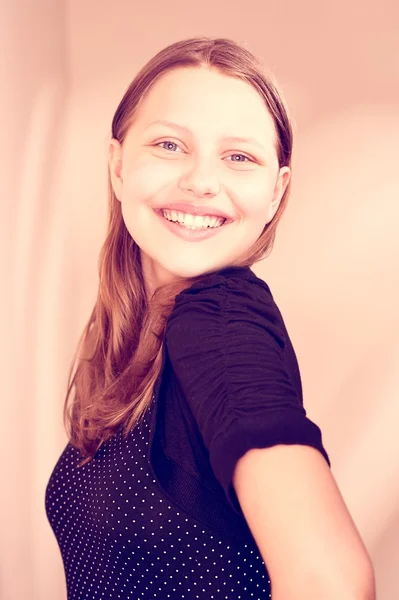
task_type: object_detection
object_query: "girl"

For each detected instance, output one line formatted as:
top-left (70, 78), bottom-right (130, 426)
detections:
top-left (46, 37), bottom-right (375, 599)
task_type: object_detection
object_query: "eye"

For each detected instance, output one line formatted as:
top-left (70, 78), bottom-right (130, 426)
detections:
top-left (227, 153), bottom-right (253, 163)
top-left (156, 140), bottom-right (182, 152)
top-left (155, 140), bottom-right (255, 163)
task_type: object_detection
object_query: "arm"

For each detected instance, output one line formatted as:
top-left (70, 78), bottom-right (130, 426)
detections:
top-left (233, 444), bottom-right (376, 599)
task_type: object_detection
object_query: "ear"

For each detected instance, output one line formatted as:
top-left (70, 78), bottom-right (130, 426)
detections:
top-left (267, 166), bottom-right (291, 222)
top-left (108, 138), bottom-right (124, 202)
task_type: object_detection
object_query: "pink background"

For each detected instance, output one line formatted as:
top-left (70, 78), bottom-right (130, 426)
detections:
top-left (1, 0), bottom-right (398, 598)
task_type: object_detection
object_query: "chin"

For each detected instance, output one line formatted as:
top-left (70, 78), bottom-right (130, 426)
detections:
top-left (156, 261), bottom-right (214, 282)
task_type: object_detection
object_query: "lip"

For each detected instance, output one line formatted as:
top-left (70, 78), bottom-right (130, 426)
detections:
top-left (157, 202), bottom-right (233, 222)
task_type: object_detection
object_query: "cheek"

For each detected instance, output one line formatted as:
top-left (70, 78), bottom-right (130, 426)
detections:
top-left (124, 161), bottom-right (176, 203)
top-left (123, 157), bottom-right (274, 221)
top-left (234, 182), bottom-right (275, 220)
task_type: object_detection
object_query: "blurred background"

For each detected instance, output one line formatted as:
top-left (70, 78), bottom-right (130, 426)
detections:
top-left (1, 0), bottom-right (398, 598)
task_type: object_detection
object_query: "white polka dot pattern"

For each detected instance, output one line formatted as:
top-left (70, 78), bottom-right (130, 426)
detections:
top-left (46, 395), bottom-right (271, 599)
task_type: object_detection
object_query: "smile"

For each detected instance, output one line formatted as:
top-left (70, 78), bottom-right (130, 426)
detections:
top-left (154, 209), bottom-right (231, 243)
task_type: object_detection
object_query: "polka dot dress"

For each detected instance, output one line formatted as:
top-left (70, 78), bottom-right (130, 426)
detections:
top-left (46, 395), bottom-right (271, 599)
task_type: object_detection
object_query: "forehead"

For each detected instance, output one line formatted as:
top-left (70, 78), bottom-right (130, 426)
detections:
top-left (129, 67), bottom-right (278, 149)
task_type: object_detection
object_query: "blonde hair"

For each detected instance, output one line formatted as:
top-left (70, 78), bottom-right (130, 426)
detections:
top-left (64, 36), bottom-right (294, 465)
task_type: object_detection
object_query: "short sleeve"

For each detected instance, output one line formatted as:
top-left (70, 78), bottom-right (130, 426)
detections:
top-left (165, 273), bottom-right (331, 515)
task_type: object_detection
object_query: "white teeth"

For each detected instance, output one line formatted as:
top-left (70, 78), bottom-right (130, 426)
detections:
top-left (161, 209), bottom-right (225, 229)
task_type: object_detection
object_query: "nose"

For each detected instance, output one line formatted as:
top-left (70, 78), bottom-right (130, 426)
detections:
top-left (180, 160), bottom-right (221, 197)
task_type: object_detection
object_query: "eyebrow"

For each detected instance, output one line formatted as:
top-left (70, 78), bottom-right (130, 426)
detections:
top-left (144, 119), bottom-right (268, 152)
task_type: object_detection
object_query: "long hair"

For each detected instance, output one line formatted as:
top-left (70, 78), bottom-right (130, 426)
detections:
top-left (64, 36), bottom-right (294, 465)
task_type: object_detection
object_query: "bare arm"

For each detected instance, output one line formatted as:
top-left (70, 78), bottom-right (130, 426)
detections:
top-left (233, 444), bottom-right (376, 599)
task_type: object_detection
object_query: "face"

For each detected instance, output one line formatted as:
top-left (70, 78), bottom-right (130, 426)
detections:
top-left (109, 67), bottom-right (291, 300)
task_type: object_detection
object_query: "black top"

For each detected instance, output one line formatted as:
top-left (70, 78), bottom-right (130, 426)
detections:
top-left (46, 265), bottom-right (330, 599)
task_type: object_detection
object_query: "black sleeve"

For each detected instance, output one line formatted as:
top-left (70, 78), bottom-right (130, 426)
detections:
top-left (165, 275), bottom-right (331, 515)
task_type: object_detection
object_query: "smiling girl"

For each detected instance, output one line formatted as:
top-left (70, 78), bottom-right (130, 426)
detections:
top-left (46, 37), bottom-right (375, 600)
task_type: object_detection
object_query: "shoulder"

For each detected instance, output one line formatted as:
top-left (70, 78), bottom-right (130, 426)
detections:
top-left (166, 266), bottom-right (286, 348)
top-left (171, 265), bottom-right (275, 306)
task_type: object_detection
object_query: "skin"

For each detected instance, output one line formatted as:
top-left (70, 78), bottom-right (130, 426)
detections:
top-left (108, 66), bottom-right (291, 300)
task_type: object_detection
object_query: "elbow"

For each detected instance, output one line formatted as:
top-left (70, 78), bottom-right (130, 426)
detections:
top-left (325, 564), bottom-right (376, 600)
top-left (320, 561), bottom-right (376, 600)
top-left (336, 556), bottom-right (376, 600)
top-left (349, 561), bottom-right (376, 600)
top-left (272, 560), bottom-right (376, 600)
